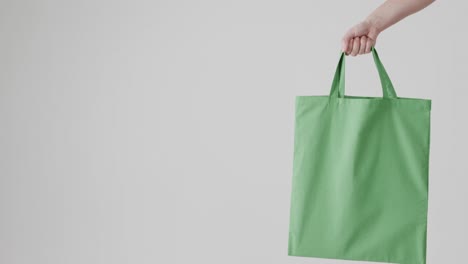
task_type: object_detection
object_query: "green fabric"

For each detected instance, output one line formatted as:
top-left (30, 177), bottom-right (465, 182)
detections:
top-left (288, 48), bottom-right (431, 264)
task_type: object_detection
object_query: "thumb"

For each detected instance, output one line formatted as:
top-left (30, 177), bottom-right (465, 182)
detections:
top-left (341, 31), bottom-right (355, 52)
top-left (341, 38), bottom-right (349, 52)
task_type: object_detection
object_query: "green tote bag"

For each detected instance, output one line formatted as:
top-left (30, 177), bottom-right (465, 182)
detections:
top-left (288, 48), bottom-right (431, 264)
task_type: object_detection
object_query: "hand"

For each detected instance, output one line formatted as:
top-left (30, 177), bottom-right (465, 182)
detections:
top-left (341, 20), bottom-right (380, 56)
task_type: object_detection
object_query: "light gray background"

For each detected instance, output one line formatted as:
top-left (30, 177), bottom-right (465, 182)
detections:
top-left (0, 0), bottom-right (466, 263)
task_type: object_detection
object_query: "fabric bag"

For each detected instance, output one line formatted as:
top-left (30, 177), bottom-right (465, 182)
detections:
top-left (288, 48), bottom-right (431, 264)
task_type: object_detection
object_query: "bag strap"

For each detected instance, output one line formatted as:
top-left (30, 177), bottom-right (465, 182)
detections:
top-left (329, 47), bottom-right (398, 99)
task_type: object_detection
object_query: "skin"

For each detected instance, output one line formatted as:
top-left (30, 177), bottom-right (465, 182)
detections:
top-left (342, 0), bottom-right (435, 56)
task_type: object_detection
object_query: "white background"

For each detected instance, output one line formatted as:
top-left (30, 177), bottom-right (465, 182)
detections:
top-left (0, 1), bottom-right (466, 263)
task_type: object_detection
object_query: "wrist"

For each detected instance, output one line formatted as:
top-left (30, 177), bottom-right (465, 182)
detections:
top-left (364, 15), bottom-right (383, 40)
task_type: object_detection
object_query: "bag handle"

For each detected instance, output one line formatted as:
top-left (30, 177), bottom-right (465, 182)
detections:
top-left (329, 47), bottom-right (398, 99)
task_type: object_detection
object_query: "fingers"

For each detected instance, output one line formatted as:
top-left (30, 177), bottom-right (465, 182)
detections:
top-left (350, 38), bottom-right (360, 56)
top-left (346, 36), bottom-right (374, 56)
top-left (359, 36), bottom-right (367, 55)
top-left (365, 38), bottom-right (373, 53)
top-left (341, 21), bottom-right (377, 55)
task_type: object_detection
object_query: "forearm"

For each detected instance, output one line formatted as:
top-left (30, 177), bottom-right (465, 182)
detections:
top-left (341, 0), bottom-right (435, 55)
top-left (366, 0), bottom-right (435, 36)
